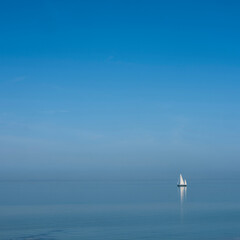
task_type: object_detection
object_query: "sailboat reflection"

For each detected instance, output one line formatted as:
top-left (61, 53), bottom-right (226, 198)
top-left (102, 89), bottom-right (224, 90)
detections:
top-left (179, 186), bottom-right (187, 221)
top-left (179, 186), bottom-right (187, 204)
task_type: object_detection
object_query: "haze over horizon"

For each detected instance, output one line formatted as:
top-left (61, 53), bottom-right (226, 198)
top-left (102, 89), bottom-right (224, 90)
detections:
top-left (1, 0), bottom-right (240, 179)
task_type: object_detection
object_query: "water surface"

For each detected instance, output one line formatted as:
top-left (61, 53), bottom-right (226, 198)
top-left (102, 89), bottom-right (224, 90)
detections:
top-left (0, 179), bottom-right (240, 240)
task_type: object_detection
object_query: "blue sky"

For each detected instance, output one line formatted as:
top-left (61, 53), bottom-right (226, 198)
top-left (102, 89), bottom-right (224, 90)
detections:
top-left (0, 0), bottom-right (240, 179)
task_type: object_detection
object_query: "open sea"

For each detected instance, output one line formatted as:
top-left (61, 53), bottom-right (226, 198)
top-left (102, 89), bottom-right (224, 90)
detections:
top-left (0, 178), bottom-right (240, 240)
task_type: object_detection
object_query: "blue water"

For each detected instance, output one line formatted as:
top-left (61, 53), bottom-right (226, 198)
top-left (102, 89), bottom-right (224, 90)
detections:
top-left (0, 179), bottom-right (240, 240)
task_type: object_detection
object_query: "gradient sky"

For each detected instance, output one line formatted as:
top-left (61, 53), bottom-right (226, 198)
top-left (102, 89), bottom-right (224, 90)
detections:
top-left (1, 0), bottom-right (240, 179)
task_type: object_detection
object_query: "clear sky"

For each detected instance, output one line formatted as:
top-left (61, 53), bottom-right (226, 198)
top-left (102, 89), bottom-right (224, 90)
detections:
top-left (0, 0), bottom-right (240, 179)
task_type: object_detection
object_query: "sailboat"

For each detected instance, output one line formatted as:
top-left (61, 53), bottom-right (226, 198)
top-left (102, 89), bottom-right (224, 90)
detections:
top-left (177, 174), bottom-right (187, 187)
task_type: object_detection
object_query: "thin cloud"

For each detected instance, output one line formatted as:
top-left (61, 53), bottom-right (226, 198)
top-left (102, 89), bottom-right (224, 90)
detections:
top-left (40, 110), bottom-right (69, 115)
top-left (13, 76), bottom-right (26, 83)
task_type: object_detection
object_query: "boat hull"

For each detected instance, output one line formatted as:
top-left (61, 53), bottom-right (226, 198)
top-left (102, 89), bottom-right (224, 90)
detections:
top-left (177, 184), bottom-right (187, 187)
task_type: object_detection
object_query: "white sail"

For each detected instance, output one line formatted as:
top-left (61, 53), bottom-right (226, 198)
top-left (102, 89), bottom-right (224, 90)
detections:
top-left (184, 180), bottom-right (187, 185)
top-left (180, 174), bottom-right (184, 185)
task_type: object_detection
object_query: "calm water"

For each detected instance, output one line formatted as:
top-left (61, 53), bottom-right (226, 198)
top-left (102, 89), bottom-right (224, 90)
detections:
top-left (0, 179), bottom-right (240, 240)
